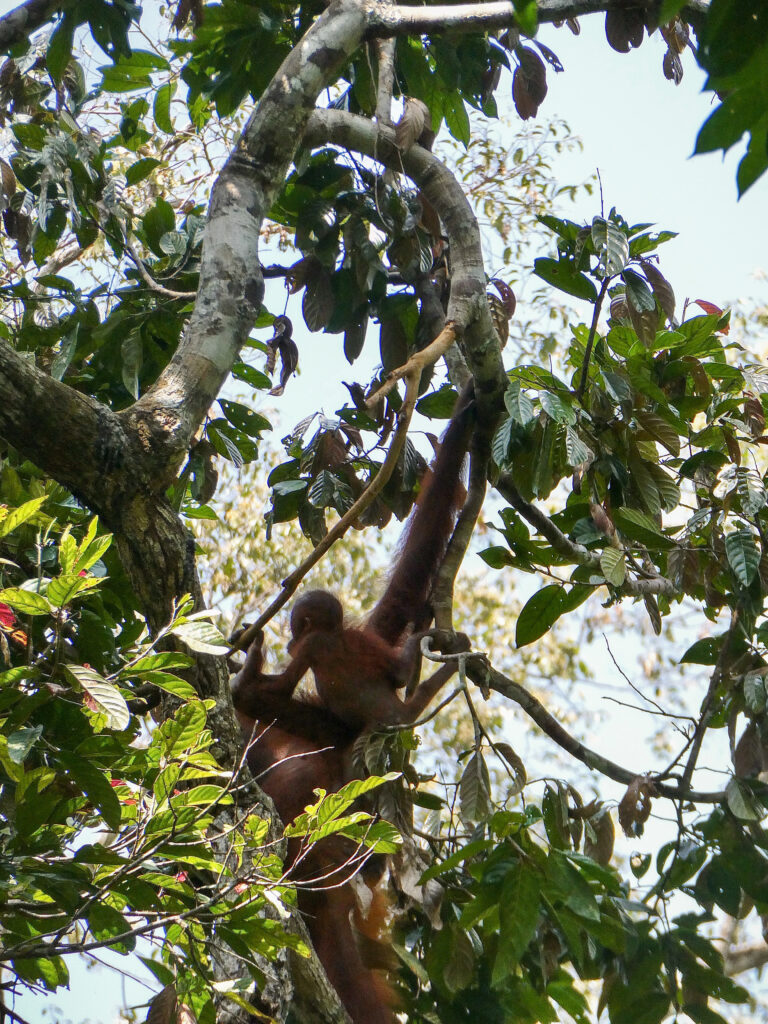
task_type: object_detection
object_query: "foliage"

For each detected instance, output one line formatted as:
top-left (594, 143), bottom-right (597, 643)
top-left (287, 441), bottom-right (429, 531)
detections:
top-left (0, 485), bottom-right (394, 1019)
top-left (0, 0), bottom-right (767, 1023)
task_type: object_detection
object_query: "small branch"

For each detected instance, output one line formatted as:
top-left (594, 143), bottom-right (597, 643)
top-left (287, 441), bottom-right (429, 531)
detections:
top-left (228, 325), bottom-right (458, 656)
top-left (124, 237), bottom-right (197, 301)
top-left (496, 473), bottom-right (679, 598)
top-left (680, 609), bottom-right (738, 795)
top-left (469, 659), bottom-right (725, 804)
top-left (375, 38), bottom-right (396, 125)
top-left (576, 277), bottom-right (608, 400)
top-left (365, 323), bottom-right (456, 408)
top-left (724, 943), bottom-right (768, 976)
top-left (431, 427), bottom-right (490, 629)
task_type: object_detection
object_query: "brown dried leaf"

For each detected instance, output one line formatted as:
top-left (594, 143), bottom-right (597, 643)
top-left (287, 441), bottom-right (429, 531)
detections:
top-left (734, 722), bottom-right (764, 778)
top-left (481, 62), bottom-right (502, 103)
top-left (584, 808), bottom-right (615, 866)
top-left (490, 277), bottom-right (517, 317)
top-left (618, 776), bottom-right (655, 837)
top-left (605, 7), bottom-right (644, 52)
top-left (590, 501), bottom-right (616, 537)
top-left (609, 294), bottom-right (630, 321)
top-left (379, 317), bottom-right (409, 373)
top-left (487, 294), bottom-right (509, 348)
top-left (146, 983), bottom-right (177, 1024)
top-left (285, 256), bottom-right (317, 294)
top-left (0, 158), bottom-right (15, 205)
top-left (395, 98), bottom-right (429, 151)
top-left (271, 336), bottom-right (299, 394)
top-left (512, 47), bottom-right (548, 120)
top-left (663, 48), bottom-right (683, 84)
top-left (343, 316), bottom-right (367, 364)
top-left (723, 426), bottom-right (741, 466)
top-left (643, 594), bottom-right (662, 635)
top-left (640, 260), bottom-right (675, 321)
top-left (628, 302), bottom-right (659, 347)
top-left (745, 396), bottom-right (766, 437)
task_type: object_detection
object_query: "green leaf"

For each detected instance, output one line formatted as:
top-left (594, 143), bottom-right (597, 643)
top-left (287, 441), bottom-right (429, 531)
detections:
top-left (171, 619), bottom-right (228, 655)
top-left (591, 217), bottom-right (628, 276)
top-left (623, 268), bottom-right (656, 312)
top-left (496, 864), bottom-right (540, 979)
top-left (47, 16), bottom-right (74, 83)
top-left (60, 754), bottom-right (122, 830)
top-left (47, 573), bottom-right (102, 608)
top-left (600, 547), bottom-right (626, 587)
top-left (565, 426), bottom-right (593, 467)
top-left (458, 750), bottom-right (492, 822)
top-left (635, 411), bottom-right (681, 456)
top-left (533, 257), bottom-right (598, 302)
top-left (680, 636), bottom-right (722, 665)
top-left (7, 726), bottom-right (42, 763)
top-left (516, 585), bottom-right (564, 647)
top-left (725, 778), bottom-right (763, 821)
top-left (725, 528), bottom-right (760, 586)
top-left (153, 82), bottom-right (174, 133)
top-left (0, 496), bottom-right (47, 539)
top-left (125, 157), bottom-right (162, 186)
top-left (479, 545), bottom-right (514, 570)
top-left (540, 391), bottom-right (576, 425)
top-left (231, 362), bottom-right (272, 391)
top-left (612, 507), bottom-right (676, 549)
top-left (218, 399), bottom-right (271, 438)
top-left (0, 587), bottom-right (51, 616)
top-left (505, 381), bottom-right (534, 424)
top-left (64, 665), bottom-right (131, 731)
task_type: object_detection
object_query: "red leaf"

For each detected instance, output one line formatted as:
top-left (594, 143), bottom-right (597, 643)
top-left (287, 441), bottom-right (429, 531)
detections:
top-left (0, 603), bottom-right (15, 630)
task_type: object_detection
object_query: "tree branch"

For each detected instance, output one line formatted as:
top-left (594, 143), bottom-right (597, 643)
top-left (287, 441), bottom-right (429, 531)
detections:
top-left (304, 109), bottom-right (507, 408)
top-left (0, 339), bottom-right (128, 514)
top-left (469, 659), bottom-right (724, 804)
top-left (125, 0), bottom-right (371, 464)
top-left (496, 472), bottom-right (678, 598)
top-left (0, 0), bottom-right (71, 51)
top-left (370, 0), bottom-right (710, 39)
top-left (228, 324), bottom-right (457, 655)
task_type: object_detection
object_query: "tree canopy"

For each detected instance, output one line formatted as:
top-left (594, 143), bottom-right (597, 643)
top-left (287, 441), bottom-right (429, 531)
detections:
top-left (1, 1), bottom-right (768, 1023)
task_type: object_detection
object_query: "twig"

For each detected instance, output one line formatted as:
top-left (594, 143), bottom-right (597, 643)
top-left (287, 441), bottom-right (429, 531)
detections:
top-left (468, 659), bottom-right (726, 804)
top-left (576, 277), bottom-right (609, 400)
top-left (124, 236), bottom-right (196, 300)
top-left (365, 322), bottom-right (456, 409)
top-left (228, 324), bottom-right (458, 656)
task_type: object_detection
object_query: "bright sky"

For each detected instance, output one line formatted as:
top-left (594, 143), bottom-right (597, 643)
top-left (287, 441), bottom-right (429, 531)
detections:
top-left (6, 3), bottom-right (767, 1021)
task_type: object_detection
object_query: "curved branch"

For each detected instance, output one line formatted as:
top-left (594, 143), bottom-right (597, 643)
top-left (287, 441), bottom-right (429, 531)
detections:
top-left (126, 0), bottom-right (371, 462)
top-left (469, 659), bottom-right (725, 804)
top-left (304, 109), bottom-right (507, 409)
top-left (370, 0), bottom-right (710, 39)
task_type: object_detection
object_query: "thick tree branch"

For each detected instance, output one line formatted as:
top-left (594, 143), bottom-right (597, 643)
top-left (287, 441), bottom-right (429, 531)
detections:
top-left (370, 0), bottom-right (710, 39)
top-left (0, 0), bottom-right (70, 51)
top-left (304, 109), bottom-right (507, 410)
top-left (126, 0), bottom-right (371, 467)
top-left (0, 339), bottom-right (128, 514)
top-left (470, 659), bottom-right (724, 804)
